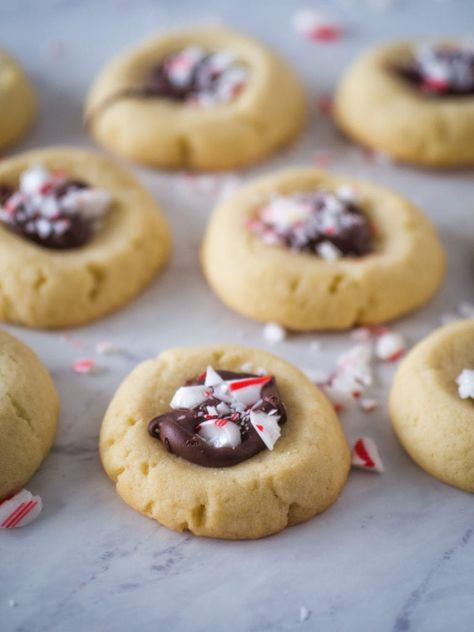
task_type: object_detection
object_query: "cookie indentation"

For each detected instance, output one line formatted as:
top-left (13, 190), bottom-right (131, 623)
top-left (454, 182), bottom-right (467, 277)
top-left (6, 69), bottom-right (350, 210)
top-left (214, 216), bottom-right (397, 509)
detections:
top-left (395, 44), bottom-right (474, 96)
top-left (0, 164), bottom-right (111, 250)
top-left (247, 187), bottom-right (374, 259)
top-left (148, 367), bottom-right (287, 468)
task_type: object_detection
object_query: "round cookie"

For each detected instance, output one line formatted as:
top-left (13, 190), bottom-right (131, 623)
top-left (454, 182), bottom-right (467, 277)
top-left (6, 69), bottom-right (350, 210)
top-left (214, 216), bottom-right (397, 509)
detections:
top-left (201, 168), bottom-right (445, 331)
top-left (0, 50), bottom-right (36, 150)
top-left (390, 319), bottom-right (474, 493)
top-left (0, 328), bottom-right (59, 500)
top-left (85, 27), bottom-right (305, 171)
top-left (334, 40), bottom-right (474, 167)
top-left (0, 147), bottom-right (171, 328)
top-left (100, 345), bottom-right (351, 539)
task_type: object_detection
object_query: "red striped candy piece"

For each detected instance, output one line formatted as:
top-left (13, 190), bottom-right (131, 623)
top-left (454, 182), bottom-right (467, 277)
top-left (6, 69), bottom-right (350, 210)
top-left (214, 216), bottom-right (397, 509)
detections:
top-left (229, 375), bottom-right (272, 406)
top-left (351, 437), bottom-right (384, 473)
top-left (0, 489), bottom-right (42, 529)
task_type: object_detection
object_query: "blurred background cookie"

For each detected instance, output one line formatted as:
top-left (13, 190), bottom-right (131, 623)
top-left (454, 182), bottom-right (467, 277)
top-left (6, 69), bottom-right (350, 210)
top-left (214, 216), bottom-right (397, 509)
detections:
top-left (335, 40), bottom-right (474, 167)
top-left (201, 168), bottom-right (445, 330)
top-left (85, 27), bottom-right (305, 170)
top-left (0, 49), bottom-right (36, 150)
top-left (0, 147), bottom-right (171, 328)
top-left (0, 329), bottom-right (59, 501)
top-left (390, 319), bottom-right (474, 493)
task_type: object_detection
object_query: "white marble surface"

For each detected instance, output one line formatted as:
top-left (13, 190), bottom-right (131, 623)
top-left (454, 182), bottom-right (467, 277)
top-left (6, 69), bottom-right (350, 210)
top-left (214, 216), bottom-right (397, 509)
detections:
top-left (1, 1), bottom-right (474, 630)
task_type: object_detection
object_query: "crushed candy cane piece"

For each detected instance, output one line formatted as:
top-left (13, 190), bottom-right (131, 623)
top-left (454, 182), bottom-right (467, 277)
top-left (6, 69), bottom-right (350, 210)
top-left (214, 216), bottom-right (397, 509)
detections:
top-left (375, 332), bottom-right (406, 361)
top-left (205, 365), bottom-right (223, 387)
top-left (0, 489), bottom-right (42, 528)
top-left (315, 95), bottom-right (333, 115)
top-left (317, 240), bottom-right (342, 260)
top-left (249, 410), bottom-right (281, 450)
top-left (228, 375), bottom-right (272, 406)
top-left (352, 437), bottom-right (384, 473)
top-left (262, 322), bottom-right (287, 344)
top-left (359, 398), bottom-right (379, 412)
top-left (170, 384), bottom-right (210, 409)
top-left (72, 358), bottom-right (97, 374)
top-left (300, 607), bottom-right (311, 622)
top-left (337, 344), bottom-right (373, 386)
top-left (456, 369), bottom-right (474, 400)
top-left (198, 419), bottom-right (241, 448)
top-left (293, 9), bottom-right (343, 42)
top-left (458, 301), bottom-right (474, 318)
top-left (96, 341), bottom-right (124, 355)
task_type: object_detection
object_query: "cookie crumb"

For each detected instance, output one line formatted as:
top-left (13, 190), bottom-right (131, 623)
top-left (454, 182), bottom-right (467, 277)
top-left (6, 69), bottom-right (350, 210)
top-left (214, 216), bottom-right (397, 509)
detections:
top-left (262, 322), bottom-right (287, 344)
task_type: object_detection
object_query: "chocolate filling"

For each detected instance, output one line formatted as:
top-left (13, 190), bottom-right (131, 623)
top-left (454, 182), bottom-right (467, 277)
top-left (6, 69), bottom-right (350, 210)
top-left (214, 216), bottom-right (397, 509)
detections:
top-left (0, 179), bottom-right (97, 250)
top-left (395, 46), bottom-right (474, 96)
top-left (148, 370), bottom-right (287, 468)
top-left (249, 192), bottom-right (374, 258)
top-left (86, 47), bottom-right (247, 124)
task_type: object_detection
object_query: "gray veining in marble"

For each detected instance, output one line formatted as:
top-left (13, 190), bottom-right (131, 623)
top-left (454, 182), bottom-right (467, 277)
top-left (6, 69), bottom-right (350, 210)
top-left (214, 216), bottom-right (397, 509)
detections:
top-left (1, 1), bottom-right (474, 631)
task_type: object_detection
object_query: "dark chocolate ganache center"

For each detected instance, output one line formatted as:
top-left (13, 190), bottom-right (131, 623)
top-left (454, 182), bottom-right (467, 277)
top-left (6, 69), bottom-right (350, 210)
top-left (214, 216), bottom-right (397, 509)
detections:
top-left (247, 188), bottom-right (374, 260)
top-left (148, 367), bottom-right (287, 468)
top-left (395, 44), bottom-right (474, 96)
top-left (0, 165), bottom-right (111, 250)
top-left (141, 46), bottom-right (248, 105)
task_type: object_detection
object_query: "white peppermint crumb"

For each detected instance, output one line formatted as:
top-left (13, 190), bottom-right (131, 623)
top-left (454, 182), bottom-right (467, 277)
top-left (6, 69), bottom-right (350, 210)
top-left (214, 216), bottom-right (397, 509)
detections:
top-left (96, 341), bottom-right (124, 356)
top-left (375, 332), bottom-right (406, 361)
top-left (309, 340), bottom-right (322, 353)
top-left (317, 240), bottom-right (342, 261)
top-left (302, 367), bottom-right (329, 383)
top-left (456, 369), bottom-right (474, 400)
top-left (458, 301), bottom-right (474, 318)
top-left (360, 397), bottom-right (379, 412)
top-left (440, 313), bottom-right (460, 326)
top-left (240, 361), bottom-right (253, 373)
top-left (300, 606), bottom-right (311, 622)
top-left (256, 367), bottom-right (268, 376)
top-left (262, 322), bottom-right (287, 344)
top-left (8, 600), bottom-right (17, 607)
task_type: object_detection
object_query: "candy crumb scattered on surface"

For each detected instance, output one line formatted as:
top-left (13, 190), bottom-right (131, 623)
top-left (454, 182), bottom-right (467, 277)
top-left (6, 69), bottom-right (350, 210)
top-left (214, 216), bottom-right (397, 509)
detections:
top-left (360, 398), bottom-right (379, 412)
top-left (375, 332), bottom-right (406, 361)
top-left (300, 606), bottom-right (311, 622)
top-left (293, 9), bottom-right (343, 42)
top-left (72, 358), bottom-right (98, 374)
top-left (262, 322), bottom-right (287, 344)
top-left (352, 437), bottom-right (384, 473)
top-left (0, 490), bottom-right (42, 528)
top-left (96, 341), bottom-right (124, 355)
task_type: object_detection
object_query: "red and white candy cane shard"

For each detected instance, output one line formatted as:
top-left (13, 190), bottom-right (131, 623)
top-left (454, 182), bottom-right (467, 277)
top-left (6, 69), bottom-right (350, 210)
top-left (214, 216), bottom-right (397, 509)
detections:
top-left (198, 419), bottom-right (241, 448)
top-left (204, 365), bottom-right (223, 387)
top-left (352, 437), bottom-right (384, 473)
top-left (359, 398), bottom-right (379, 413)
top-left (170, 384), bottom-right (210, 409)
top-left (293, 9), bottom-right (343, 42)
top-left (249, 410), bottom-right (281, 450)
top-left (375, 332), bottom-right (406, 362)
top-left (72, 358), bottom-right (97, 374)
top-left (0, 489), bottom-right (42, 529)
top-left (228, 375), bottom-right (272, 406)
